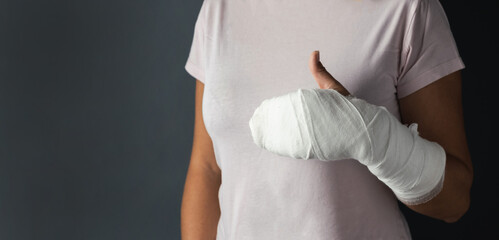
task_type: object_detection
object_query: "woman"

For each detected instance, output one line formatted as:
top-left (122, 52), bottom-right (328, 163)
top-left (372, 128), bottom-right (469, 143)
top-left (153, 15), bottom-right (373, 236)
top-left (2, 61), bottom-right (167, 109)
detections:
top-left (181, 0), bottom-right (473, 239)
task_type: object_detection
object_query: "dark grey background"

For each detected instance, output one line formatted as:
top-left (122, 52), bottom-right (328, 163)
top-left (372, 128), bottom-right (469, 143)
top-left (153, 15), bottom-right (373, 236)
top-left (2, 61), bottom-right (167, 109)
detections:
top-left (0, 0), bottom-right (496, 239)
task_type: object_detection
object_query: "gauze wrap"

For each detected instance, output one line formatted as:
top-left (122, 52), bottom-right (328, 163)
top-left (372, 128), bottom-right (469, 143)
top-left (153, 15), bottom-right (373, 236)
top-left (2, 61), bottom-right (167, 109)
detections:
top-left (249, 88), bottom-right (446, 205)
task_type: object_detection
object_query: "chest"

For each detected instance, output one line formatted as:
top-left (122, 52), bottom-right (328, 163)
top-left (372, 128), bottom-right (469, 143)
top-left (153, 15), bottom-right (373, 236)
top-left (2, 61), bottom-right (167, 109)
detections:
top-left (202, 1), bottom-right (404, 139)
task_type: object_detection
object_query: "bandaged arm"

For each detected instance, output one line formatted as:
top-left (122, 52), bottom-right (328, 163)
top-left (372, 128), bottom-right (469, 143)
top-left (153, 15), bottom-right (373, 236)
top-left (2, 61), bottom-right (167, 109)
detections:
top-left (249, 88), bottom-right (446, 205)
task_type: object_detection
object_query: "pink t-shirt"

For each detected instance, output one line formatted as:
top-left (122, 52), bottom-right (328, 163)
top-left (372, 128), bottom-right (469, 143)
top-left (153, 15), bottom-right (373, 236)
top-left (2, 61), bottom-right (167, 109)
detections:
top-left (184, 0), bottom-right (465, 239)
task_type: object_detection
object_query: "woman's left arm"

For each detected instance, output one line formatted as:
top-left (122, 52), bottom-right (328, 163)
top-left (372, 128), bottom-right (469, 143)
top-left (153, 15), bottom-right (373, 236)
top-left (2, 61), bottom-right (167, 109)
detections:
top-left (398, 70), bottom-right (473, 223)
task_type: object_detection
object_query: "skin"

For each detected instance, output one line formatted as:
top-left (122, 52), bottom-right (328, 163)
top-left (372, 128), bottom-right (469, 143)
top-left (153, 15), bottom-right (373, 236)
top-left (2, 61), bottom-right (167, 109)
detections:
top-left (180, 50), bottom-right (473, 239)
top-left (181, 80), bottom-right (221, 240)
top-left (309, 50), bottom-right (473, 223)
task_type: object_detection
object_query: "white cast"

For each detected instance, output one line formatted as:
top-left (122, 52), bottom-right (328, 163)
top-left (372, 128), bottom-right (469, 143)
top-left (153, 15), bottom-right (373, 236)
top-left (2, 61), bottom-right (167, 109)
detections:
top-left (249, 88), bottom-right (446, 205)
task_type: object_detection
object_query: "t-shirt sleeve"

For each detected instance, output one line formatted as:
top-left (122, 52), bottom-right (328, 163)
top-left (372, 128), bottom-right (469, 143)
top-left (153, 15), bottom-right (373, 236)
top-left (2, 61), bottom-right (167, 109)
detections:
top-left (185, 0), bottom-right (207, 84)
top-left (396, 0), bottom-right (465, 99)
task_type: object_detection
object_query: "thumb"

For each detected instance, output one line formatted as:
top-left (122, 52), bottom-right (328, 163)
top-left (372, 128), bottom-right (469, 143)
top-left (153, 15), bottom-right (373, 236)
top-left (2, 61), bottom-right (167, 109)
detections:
top-left (308, 50), bottom-right (350, 96)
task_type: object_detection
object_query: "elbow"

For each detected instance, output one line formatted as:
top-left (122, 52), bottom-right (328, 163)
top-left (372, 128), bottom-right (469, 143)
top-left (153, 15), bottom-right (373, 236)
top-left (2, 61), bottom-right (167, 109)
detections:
top-left (408, 157), bottom-right (474, 224)
top-left (442, 156), bottom-right (474, 223)
top-left (441, 196), bottom-right (470, 223)
top-left (442, 176), bottom-right (473, 223)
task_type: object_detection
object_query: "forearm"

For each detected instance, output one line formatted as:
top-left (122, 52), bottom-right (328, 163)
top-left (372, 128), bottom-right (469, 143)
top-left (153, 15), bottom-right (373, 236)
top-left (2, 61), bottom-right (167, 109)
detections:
top-left (181, 166), bottom-right (221, 240)
top-left (405, 153), bottom-right (473, 223)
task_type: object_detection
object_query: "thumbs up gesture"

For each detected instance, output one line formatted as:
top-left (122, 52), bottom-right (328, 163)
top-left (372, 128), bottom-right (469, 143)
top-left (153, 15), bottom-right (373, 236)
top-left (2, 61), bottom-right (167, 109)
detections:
top-left (249, 51), bottom-right (365, 160)
top-left (308, 50), bottom-right (351, 96)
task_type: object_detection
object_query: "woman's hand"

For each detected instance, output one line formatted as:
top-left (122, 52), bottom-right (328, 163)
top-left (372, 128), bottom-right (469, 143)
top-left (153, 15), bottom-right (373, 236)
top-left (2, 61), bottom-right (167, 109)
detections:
top-left (308, 50), bottom-right (351, 96)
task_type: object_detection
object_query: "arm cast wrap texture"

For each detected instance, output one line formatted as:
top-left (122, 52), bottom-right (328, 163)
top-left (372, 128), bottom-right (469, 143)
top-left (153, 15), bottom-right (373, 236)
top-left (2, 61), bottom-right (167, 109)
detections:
top-left (249, 88), bottom-right (446, 205)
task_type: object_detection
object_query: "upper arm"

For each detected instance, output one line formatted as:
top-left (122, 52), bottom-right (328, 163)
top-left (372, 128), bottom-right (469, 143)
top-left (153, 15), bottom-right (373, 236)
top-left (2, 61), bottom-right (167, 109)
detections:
top-left (189, 79), bottom-right (221, 176)
top-left (398, 70), bottom-right (472, 176)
